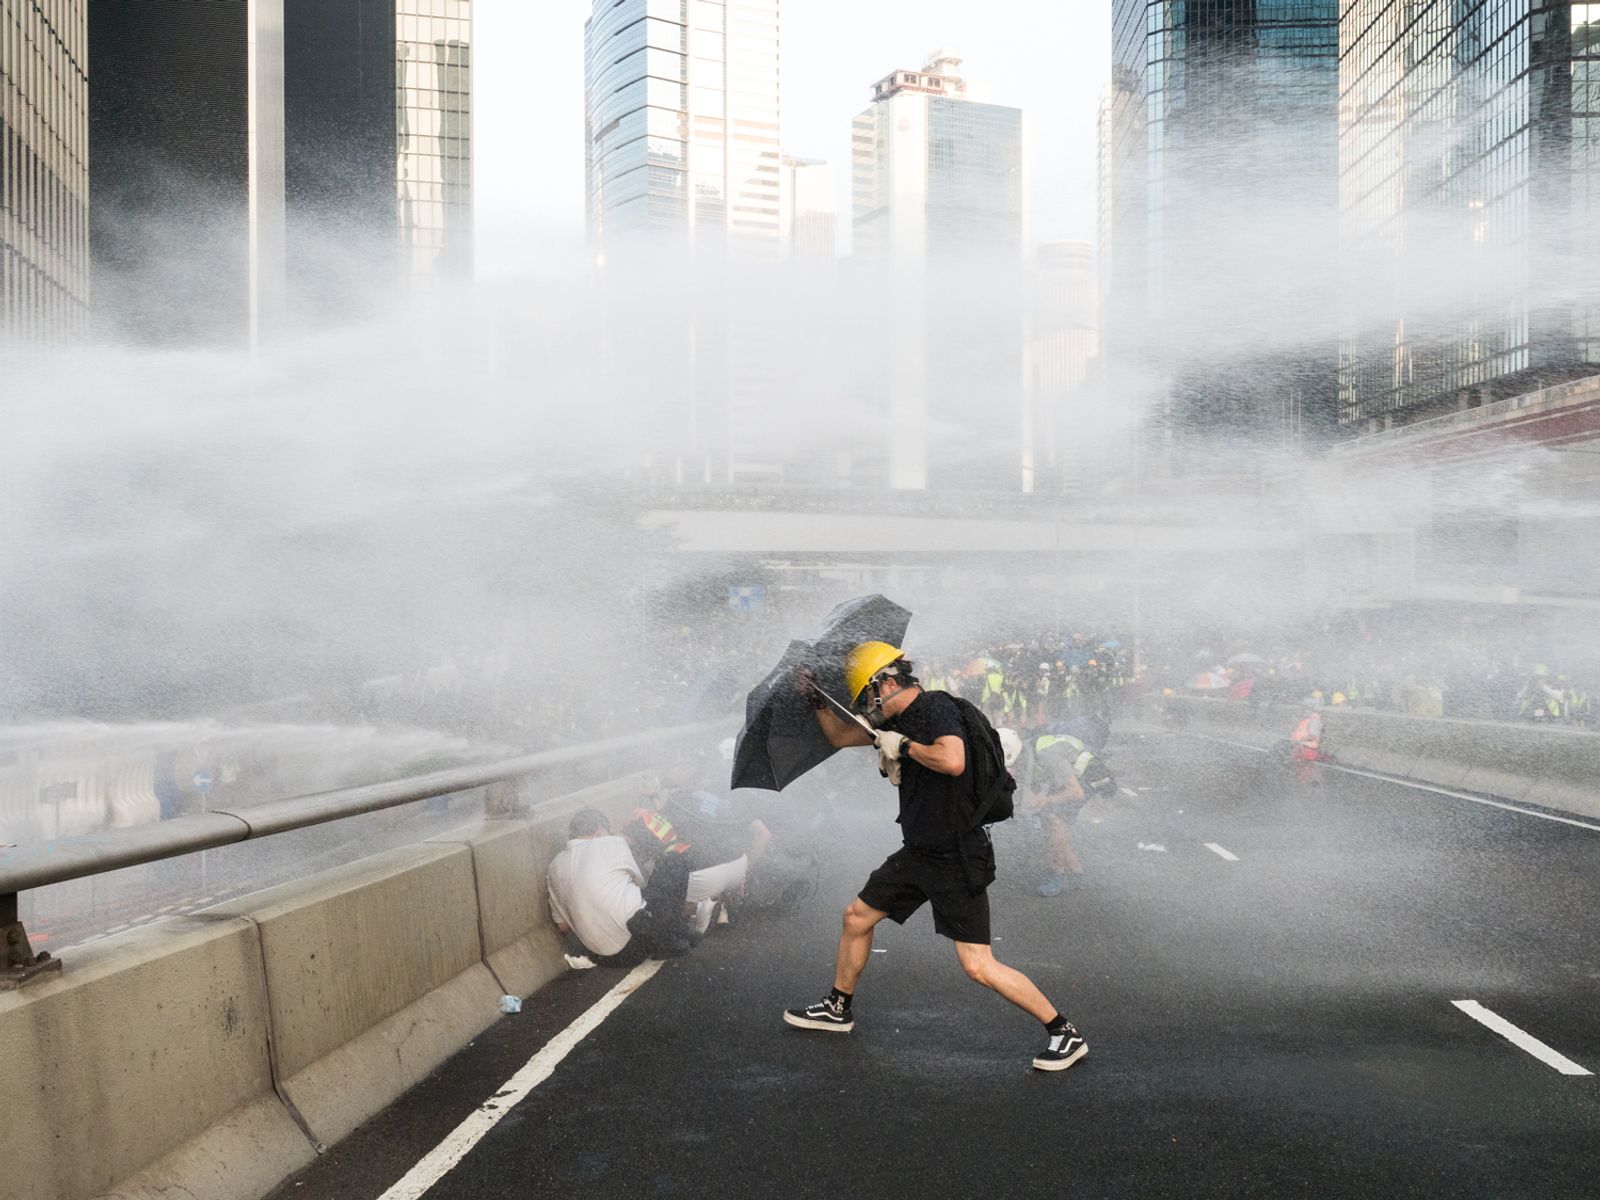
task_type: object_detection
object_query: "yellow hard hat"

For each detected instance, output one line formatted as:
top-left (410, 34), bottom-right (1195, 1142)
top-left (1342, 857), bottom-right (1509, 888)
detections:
top-left (1331, 692), bottom-right (1347, 705)
top-left (845, 641), bottom-right (906, 706)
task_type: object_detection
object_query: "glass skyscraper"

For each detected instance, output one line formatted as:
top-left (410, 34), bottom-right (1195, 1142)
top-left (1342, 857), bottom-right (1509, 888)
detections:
top-left (851, 52), bottom-right (1026, 490)
top-left (851, 51), bottom-right (1024, 263)
top-left (582, 0), bottom-right (782, 486)
top-left (584, 0), bottom-right (781, 251)
top-left (395, 0), bottom-right (471, 276)
top-left (89, 0), bottom-right (284, 347)
top-left (284, 0), bottom-right (473, 297)
top-left (1339, 2), bottom-right (1600, 429)
top-left (1104, 1), bottom-right (1340, 457)
top-left (1, 0), bottom-right (89, 342)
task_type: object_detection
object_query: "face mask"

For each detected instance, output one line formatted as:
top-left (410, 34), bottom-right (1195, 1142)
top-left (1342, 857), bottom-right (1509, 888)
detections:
top-left (863, 674), bottom-right (895, 727)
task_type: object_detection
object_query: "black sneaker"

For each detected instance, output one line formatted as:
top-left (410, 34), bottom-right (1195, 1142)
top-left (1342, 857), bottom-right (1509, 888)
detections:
top-left (783, 994), bottom-right (854, 1033)
top-left (1033, 1022), bottom-right (1087, 1071)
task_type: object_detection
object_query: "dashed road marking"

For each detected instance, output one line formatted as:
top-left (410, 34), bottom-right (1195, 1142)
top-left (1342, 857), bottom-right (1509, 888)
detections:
top-left (1452, 1000), bottom-right (1592, 1076)
top-left (1204, 842), bottom-right (1239, 862)
top-left (377, 959), bottom-right (663, 1199)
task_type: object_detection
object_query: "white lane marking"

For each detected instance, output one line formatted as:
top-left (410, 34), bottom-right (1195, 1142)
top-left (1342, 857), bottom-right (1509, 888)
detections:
top-left (1204, 842), bottom-right (1239, 862)
top-left (1119, 787), bottom-right (1138, 798)
top-left (1451, 1000), bottom-right (1592, 1076)
top-left (376, 960), bottom-right (664, 1200)
top-left (1183, 731), bottom-right (1600, 834)
top-left (1186, 733), bottom-right (1268, 756)
top-left (1324, 762), bottom-right (1600, 834)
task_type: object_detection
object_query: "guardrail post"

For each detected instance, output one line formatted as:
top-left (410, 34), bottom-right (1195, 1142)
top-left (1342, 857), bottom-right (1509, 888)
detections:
top-left (1, 890), bottom-right (61, 991)
top-left (485, 781), bottom-right (519, 819)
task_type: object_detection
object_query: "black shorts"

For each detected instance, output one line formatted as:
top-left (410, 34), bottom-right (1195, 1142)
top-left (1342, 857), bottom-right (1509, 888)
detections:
top-left (859, 839), bottom-right (994, 945)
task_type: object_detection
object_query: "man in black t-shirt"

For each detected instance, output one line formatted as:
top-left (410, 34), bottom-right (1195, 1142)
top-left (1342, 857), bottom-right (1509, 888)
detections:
top-left (781, 641), bottom-right (1088, 1073)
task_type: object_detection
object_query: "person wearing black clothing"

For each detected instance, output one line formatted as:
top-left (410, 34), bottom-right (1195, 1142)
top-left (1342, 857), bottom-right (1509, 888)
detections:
top-left (782, 643), bottom-right (1087, 1072)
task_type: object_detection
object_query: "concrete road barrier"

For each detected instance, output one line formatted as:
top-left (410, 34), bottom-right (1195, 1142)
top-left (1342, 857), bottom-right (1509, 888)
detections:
top-left (0, 766), bottom-right (668, 1200)
top-left (205, 843), bottom-right (502, 1149)
top-left (1518, 728), bottom-right (1600, 822)
top-left (449, 773), bottom-right (648, 1001)
top-left (1168, 695), bottom-right (1600, 822)
top-left (1321, 709), bottom-right (1424, 778)
top-left (0, 918), bottom-right (314, 1200)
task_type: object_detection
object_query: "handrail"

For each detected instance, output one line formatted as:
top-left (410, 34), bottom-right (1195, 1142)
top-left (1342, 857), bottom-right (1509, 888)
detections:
top-left (0, 719), bottom-right (737, 989)
top-left (0, 719), bottom-right (729, 898)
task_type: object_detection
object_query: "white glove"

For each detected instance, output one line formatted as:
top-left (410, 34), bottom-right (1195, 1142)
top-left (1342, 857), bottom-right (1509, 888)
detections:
top-left (877, 749), bottom-right (903, 786)
top-left (874, 730), bottom-right (910, 761)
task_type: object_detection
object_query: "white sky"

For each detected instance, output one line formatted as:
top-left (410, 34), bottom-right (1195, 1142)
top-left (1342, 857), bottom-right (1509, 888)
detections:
top-left (472, 1), bottom-right (1110, 273)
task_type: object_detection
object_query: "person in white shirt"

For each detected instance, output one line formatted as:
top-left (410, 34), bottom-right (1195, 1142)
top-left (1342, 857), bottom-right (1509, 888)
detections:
top-left (548, 809), bottom-right (693, 967)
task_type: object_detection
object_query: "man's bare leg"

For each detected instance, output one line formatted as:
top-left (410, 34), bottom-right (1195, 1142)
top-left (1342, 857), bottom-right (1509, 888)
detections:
top-left (953, 941), bottom-right (1057, 1023)
top-left (834, 897), bottom-right (889, 993)
top-left (1042, 807), bottom-right (1084, 875)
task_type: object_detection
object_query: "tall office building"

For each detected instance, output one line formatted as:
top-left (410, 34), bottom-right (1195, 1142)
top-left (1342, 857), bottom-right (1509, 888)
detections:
top-left (90, 1), bottom-right (470, 346)
top-left (1097, 73), bottom-right (1141, 382)
top-left (585, 0), bottom-right (781, 252)
top-left (851, 51), bottom-right (1026, 489)
top-left (851, 50), bottom-right (1025, 262)
top-left (1103, 2), bottom-right (1340, 461)
top-left (1339, 2), bottom-right (1600, 431)
top-left (1, 0), bottom-right (88, 343)
top-left (583, 0), bottom-right (783, 485)
top-left (284, 0), bottom-right (473, 299)
top-left (1028, 241), bottom-right (1098, 494)
top-left (89, 0), bottom-right (284, 346)
top-left (780, 155), bottom-right (836, 258)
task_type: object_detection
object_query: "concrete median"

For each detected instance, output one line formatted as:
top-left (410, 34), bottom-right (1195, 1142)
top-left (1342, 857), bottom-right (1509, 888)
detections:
top-left (1321, 709), bottom-right (1424, 777)
top-left (1, 764), bottom-right (684, 1199)
top-left (205, 843), bottom-right (503, 1149)
top-left (1157, 696), bottom-right (1600, 823)
top-left (448, 773), bottom-right (648, 1001)
top-left (0, 916), bottom-right (313, 1200)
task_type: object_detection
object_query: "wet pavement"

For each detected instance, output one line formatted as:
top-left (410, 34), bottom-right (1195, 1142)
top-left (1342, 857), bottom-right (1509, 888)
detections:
top-left (269, 731), bottom-right (1600, 1199)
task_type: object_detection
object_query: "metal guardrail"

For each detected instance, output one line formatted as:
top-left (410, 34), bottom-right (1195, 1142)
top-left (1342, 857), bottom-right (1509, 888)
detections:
top-left (0, 719), bottom-right (729, 990)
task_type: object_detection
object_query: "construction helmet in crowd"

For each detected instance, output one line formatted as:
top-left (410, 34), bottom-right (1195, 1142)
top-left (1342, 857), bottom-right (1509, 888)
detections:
top-left (846, 641), bottom-right (907, 707)
top-left (997, 727), bottom-right (1023, 769)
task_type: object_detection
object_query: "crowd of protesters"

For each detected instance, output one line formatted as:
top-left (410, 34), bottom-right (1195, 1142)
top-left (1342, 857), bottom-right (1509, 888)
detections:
top-left (920, 632), bottom-right (1134, 731)
top-left (1149, 612), bottom-right (1598, 728)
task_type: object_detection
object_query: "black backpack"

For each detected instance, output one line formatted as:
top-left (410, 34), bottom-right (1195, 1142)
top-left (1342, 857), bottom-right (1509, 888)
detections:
top-left (950, 696), bottom-right (1016, 829)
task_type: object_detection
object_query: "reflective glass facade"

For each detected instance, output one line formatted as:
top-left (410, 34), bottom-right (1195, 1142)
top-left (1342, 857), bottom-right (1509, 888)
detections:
top-left (283, 0), bottom-right (472, 296)
top-left (1339, 2), bottom-right (1600, 428)
top-left (1105, 1), bottom-right (1340, 452)
top-left (396, 0), bottom-right (471, 275)
top-left (1, 0), bottom-right (88, 342)
top-left (88, 0), bottom-right (270, 346)
top-left (851, 85), bottom-right (1024, 260)
top-left (584, 0), bottom-right (781, 249)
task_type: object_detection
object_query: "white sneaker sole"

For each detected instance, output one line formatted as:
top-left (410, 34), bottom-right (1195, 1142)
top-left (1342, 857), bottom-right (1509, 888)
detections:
top-left (783, 1010), bottom-right (854, 1033)
top-left (1032, 1044), bottom-right (1088, 1071)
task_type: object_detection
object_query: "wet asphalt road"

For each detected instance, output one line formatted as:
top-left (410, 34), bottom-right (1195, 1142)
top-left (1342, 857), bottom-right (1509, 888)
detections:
top-left (269, 732), bottom-right (1600, 1199)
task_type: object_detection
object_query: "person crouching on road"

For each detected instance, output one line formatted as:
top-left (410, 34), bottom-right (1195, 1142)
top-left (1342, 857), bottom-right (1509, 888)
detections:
top-left (625, 789), bottom-right (772, 935)
top-left (547, 809), bottom-right (695, 968)
top-left (1012, 727), bottom-right (1092, 897)
top-left (783, 642), bottom-right (1087, 1072)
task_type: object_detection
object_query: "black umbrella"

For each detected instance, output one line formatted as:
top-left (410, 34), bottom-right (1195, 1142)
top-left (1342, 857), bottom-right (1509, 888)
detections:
top-left (731, 595), bottom-right (913, 792)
